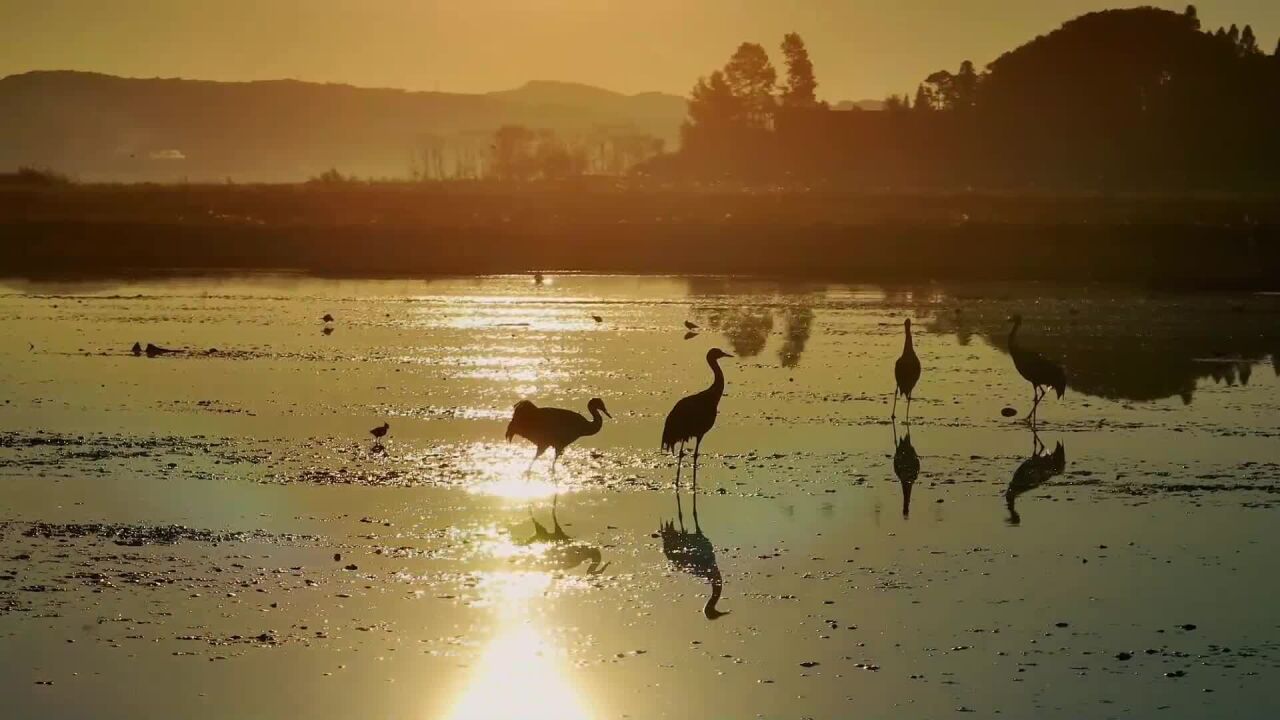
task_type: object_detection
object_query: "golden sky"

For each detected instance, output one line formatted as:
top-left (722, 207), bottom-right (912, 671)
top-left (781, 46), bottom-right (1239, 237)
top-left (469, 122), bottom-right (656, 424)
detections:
top-left (2, 1), bottom-right (1276, 100)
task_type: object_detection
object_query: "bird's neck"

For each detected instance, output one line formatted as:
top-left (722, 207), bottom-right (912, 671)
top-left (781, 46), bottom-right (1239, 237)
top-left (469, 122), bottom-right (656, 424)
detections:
top-left (586, 406), bottom-right (605, 435)
top-left (1008, 320), bottom-right (1021, 350)
top-left (903, 327), bottom-right (914, 354)
top-left (707, 357), bottom-right (725, 396)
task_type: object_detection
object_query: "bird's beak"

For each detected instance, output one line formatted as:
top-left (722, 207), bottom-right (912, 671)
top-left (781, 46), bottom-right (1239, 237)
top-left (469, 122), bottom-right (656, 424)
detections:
top-left (723, 352), bottom-right (734, 358)
top-left (602, 407), bottom-right (613, 419)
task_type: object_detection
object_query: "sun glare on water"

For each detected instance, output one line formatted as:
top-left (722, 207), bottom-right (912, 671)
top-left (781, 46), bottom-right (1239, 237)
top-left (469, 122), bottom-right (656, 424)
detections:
top-left (445, 572), bottom-right (593, 720)
top-left (464, 453), bottom-right (577, 502)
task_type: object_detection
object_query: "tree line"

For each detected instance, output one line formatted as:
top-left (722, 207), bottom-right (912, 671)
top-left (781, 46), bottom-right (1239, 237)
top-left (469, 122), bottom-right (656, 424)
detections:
top-left (648, 6), bottom-right (1280, 191)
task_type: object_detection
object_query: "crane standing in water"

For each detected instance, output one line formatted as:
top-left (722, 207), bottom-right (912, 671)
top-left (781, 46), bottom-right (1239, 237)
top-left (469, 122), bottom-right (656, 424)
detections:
top-left (892, 318), bottom-right (921, 420)
top-left (505, 398), bottom-right (612, 474)
top-left (661, 348), bottom-right (733, 489)
top-left (1008, 314), bottom-right (1067, 423)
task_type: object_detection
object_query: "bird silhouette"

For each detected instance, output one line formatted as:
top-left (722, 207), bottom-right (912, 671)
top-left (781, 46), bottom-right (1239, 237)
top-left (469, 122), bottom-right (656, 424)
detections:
top-left (662, 348), bottom-right (732, 489)
top-left (515, 496), bottom-right (609, 575)
top-left (1004, 431), bottom-right (1067, 525)
top-left (322, 313), bottom-right (334, 323)
top-left (892, 420), bottom-right (919, 518)
top-left (131, 342), bottom-right (142, 356)
top-left (683, 331), bottom-right (699, 341)
top-left (145, 343), bottom-right (178, 357)
top-left (591, 314), bottom-right (603, 323)
top-left (369, 422), bottom-right (390, 446)
top-left (505, 398), bottom-right (611, 474)
top-left (684, 320), bottom-right (699, 331)
top-left (1008, 314), bottom-right (1067, 423)
top-left (659, 484), bottom-right (728, 619)
top-left (322, 326), bottom-right (334, 336)
top-left (892, 318), bottom-right (921, 420)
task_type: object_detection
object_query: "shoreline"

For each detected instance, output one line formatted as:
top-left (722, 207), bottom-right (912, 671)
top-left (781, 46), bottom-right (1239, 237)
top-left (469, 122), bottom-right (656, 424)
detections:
top-left (4, 219), bottom-right (1278, 290)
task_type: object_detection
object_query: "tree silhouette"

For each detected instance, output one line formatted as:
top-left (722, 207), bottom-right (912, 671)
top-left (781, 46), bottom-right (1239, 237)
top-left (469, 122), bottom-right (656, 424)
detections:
top-left (724, 43), bottom-right (778, 129)
top-left (913, 84), bottom-right (934, 112)
top-left (1240, 25), bottom-right (1260, 56)
top-left (655, 7), bottom-right (1280, 190)
top-left (780, 33), bottom-right (818, 109)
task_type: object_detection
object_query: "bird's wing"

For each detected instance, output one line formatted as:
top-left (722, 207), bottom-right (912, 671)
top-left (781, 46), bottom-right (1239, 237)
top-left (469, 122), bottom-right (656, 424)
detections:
top-left (534, 407), bottom-right (592, 444)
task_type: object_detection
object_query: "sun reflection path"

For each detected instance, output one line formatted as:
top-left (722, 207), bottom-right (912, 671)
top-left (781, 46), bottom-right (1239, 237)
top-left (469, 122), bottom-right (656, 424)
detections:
top-left (464, 452), bottom-right (582, 502)
top-left (445, 572), bottom-right (593, 720)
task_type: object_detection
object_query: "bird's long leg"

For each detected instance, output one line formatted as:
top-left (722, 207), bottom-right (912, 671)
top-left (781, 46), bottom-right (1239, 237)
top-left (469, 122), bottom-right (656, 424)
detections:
top-left (675, 475), bottom-right (685, 532)
top-left (692, 436), bottom-right (702, 494)
top-left (675, 441), bottom-right (686, 491)
top-left (1029, 386), bottom-right (1045, 423)
top-left (1025, 385), bottom-right (1042, 422)
top-left (891, 387), bottom-right (899, 419)
top-left (905, 394), bottom-right (912, 423)
top-left (550, 447), bottom-right (561, 475)
top-left (525, 447), bottom-right (543, 477)
top-left (692, 478), bottom-right (701, 535)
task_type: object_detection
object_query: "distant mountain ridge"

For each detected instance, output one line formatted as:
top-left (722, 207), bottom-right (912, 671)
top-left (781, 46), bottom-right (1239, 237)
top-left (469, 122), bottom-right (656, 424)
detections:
top-left (0, 71), bottom-right (688, 181)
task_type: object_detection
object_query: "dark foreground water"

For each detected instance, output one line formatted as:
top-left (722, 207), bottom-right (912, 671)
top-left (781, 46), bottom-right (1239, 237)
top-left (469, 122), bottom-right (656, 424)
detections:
top-left (1, 275), bottom-right (1278, 719)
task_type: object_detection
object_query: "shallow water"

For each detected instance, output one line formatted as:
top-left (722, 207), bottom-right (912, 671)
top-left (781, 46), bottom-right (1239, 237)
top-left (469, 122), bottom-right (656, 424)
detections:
top-left (1, 274), bottom-right (1278, 719)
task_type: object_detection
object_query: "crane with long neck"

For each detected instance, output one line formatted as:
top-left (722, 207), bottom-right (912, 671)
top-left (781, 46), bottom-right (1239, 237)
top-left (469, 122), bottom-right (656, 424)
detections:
top-left (662, 348), bottom-right (733, 490)
top-left (505, 397), bottom-right (612, 473)
top-left (1008, 314), bottom-right (1066, 423)
top-left (893, 318), bottom-right (921, 420)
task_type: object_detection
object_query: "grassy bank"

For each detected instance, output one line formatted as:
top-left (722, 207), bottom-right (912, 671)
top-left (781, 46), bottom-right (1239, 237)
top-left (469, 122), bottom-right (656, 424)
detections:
top-left (3, 183), bottom-right (1278, 287)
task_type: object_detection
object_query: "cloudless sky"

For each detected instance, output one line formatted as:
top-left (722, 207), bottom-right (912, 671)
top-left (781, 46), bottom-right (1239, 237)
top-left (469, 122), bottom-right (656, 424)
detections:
top-left (2, 1), bottom-right (1276, 101)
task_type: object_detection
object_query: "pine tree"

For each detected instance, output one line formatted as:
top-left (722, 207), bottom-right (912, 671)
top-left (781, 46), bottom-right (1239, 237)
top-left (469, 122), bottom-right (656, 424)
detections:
top-left (779, 33), bottom-right (818, 109)
top-left (1240, 25), bottom-right (1260, 56)
top-left (724, 43), bottom-right (778, 129)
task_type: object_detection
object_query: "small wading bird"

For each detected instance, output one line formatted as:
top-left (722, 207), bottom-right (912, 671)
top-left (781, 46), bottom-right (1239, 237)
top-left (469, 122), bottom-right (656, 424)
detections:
top-left (684, 320), bottom-right (699, 331)
top-left (322, 313), bottom-right (334, 323)
top-left (505, 398), bottom-right (612, 474)
top-left (131, 342), bottom-right (142, 356)
top-left (892, 318), bottom-right (921, 420)
top-left (1008, 314), bottom-right (1067, 422)
top-left (369, 422), bottom-right (390, 445)
top-left (662, 348), bottom-right (732, 488)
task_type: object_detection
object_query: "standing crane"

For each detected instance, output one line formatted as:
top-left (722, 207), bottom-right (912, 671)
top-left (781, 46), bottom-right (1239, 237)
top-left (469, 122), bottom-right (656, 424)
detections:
top-left (1008, 314), bottom-right (1067, 423)
top-left (661, 348), bottom-right (733, 488)
top-left (505, 398), bottom-right (611, 473)
top-left (892, 318), bottom-right (921, 420)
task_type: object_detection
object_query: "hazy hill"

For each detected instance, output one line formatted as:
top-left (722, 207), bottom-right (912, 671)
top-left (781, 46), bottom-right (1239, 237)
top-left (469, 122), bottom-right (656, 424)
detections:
top-left (832, 99), bottom-right (886, 111)
top-left (0, 71), bottom-right (688, 182)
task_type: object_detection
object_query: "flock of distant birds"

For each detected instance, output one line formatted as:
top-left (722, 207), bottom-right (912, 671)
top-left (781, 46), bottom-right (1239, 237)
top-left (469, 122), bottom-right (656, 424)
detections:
top-left (358, 311), bottom-right (1068, 486)
top-left (133, 305), bottom-right (1069, 620)
top-left (496, 312), bottom-right (1067, 478)
top-left (494, 312), bottom-right (1068, 618)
